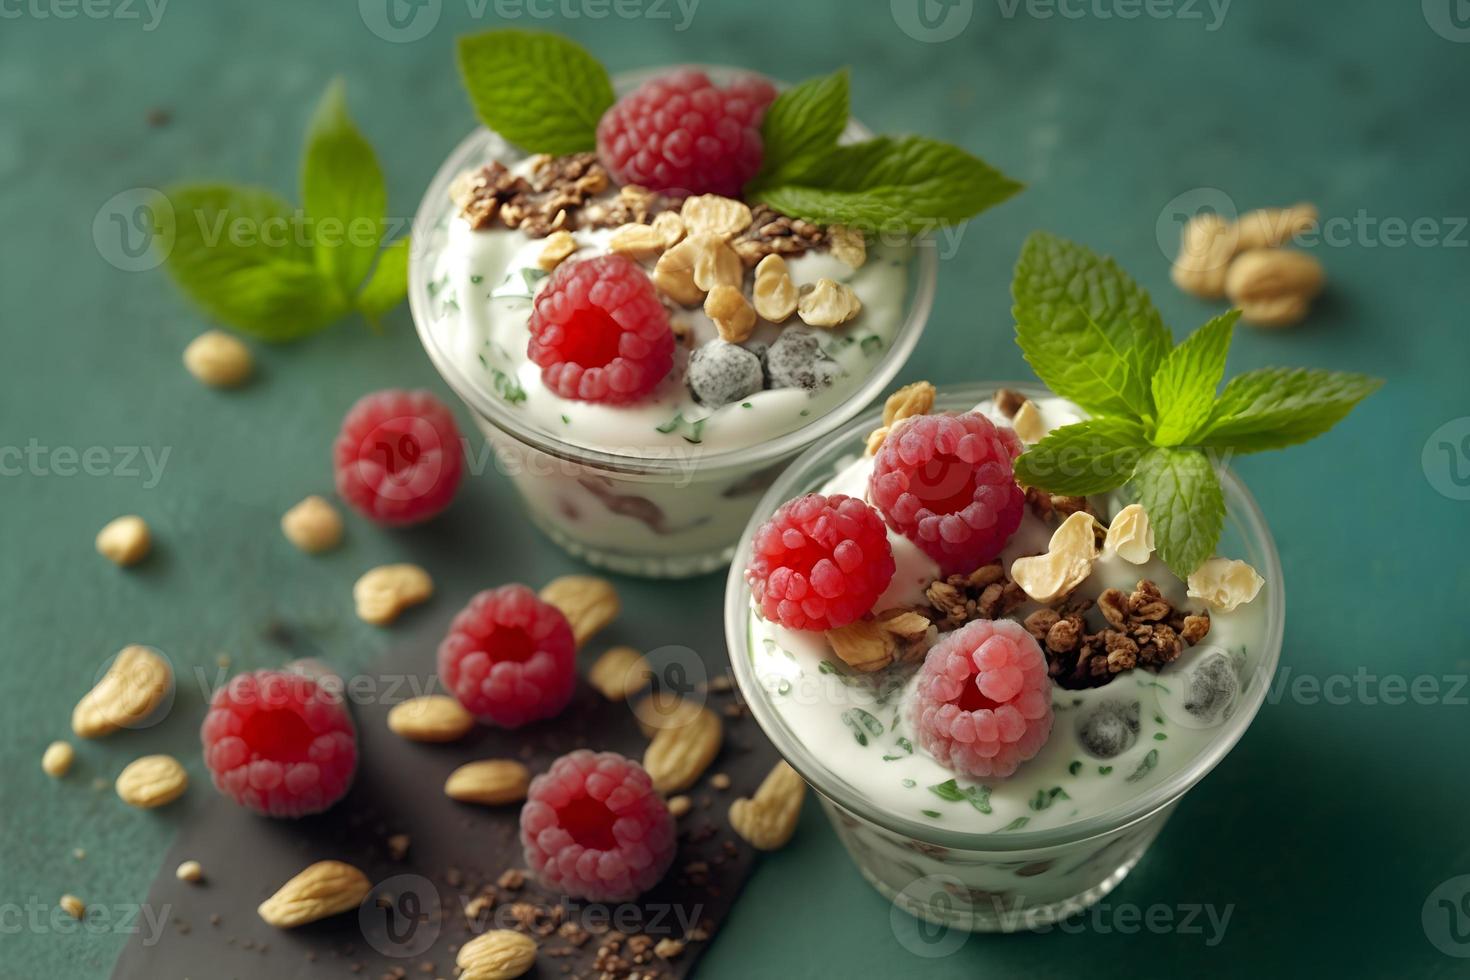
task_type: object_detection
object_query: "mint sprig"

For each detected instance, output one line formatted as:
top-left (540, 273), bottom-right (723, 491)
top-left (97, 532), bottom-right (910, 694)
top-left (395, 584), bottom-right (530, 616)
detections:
top-left (457, 30), bottom-right (613, 155)
top-left (1012, 232), bottom-right (1381, 576)
top-left (754, 68), bottom-right (851, 185)
top-left (158, 79), bottom-right (408, 341)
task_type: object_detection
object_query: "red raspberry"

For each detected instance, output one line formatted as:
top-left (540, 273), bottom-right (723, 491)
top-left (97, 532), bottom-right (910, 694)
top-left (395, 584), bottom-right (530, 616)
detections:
top-left (437, 585), bottom-right (576, 729)
top-left (911, 620), bottom-right (1053, 780)
top-left (596, 68), bottom-right (777, 197)
top-left (520, 750), bottom-right (676, 902)
top-left (200, 670), bottom-right (358, 818)
top-left (334, 389), bottom-right (464, 526)
top-left (746, 493), bottom-right (895, 632)
top-left (869, 412), bottom-right (1025, 576)
top-left (527, 254), bottom-right (675, 404)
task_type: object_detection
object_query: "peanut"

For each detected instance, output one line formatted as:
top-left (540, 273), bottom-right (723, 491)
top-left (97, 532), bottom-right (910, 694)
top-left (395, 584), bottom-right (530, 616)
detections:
top-left (95, 515), bottom-right (151, 567)
top-left (538, 575), bottom-right (619, 648)
top-left (651, 237), bottom-right (705, 306)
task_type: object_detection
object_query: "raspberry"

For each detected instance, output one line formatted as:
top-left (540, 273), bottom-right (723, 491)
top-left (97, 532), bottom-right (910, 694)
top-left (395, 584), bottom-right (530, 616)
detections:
top-left (910, 619), bottom-right (1054, 780)
top-left (596, 68), bottom-right (777, 197)
top-left (869, 412), bottom-right (1025, 576)
top-left (437, 585), bottom-right (577, 729)
top-left (520, 750), bottom-right (676, 902)
top-left (200, 670), bottom-right (358, 818)
top-left (527, 254), bottom-right (675, 404)
top-left (746, 493), bottom-right (895, 631)
top-left (334, 388), bottom-right (464, 526)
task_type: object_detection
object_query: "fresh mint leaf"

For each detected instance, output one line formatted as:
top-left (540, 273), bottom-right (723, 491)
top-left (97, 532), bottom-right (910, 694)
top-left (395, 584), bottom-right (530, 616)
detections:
top-left (1131, 447), bottom-right (1224, 577)
top-left (1012, 232), bottom-right (1172, 420)
top-left (1196, 367), bottom-right (1383, 454)
top-left (748, 135), bottom-right (1022, 233)
top-left (1013, 418), bottom-right (1149, 496)
top-left (752, 69), bottom-right (849, 187)
top-left (160, 185), bottom-right (348, 341)
top-left (356, 236), bottom-right (410, 328)
top-left (301, 77), bottom-right (386, 300)
top-left (1150, 310), bottom-right (1238, 445)
top-left (457, 30), bottom-right (613, 155)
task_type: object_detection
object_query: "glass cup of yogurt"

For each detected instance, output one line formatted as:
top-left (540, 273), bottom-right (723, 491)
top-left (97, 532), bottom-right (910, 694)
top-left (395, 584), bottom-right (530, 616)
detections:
top-left (410, 67), bottom-right (937, 578)
top-left (725, 382), bottom-right (1284, 931)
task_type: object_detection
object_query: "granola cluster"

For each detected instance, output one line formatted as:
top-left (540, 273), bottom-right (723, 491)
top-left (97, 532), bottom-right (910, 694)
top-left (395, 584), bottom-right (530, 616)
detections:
top-left (924, 561), bottom-right (1027, 629)
top-left (1024, 580), bottom-right (1211, 690)
top-left (729, 204), bottom-right (828, 266)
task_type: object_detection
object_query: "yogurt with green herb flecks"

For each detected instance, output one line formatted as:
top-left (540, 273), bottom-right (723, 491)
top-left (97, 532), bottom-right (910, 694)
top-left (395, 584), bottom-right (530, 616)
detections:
top-left (746, 396), bottom-right (1271, 834)
top-left (420, 161), bottom-right (914, 459)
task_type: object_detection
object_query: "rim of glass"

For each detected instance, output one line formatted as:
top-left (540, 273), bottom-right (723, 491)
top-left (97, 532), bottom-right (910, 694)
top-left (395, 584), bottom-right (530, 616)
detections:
top-left (724, 382), bottom-right (1287, 852)
top-left (408, 65), bottom-right (939, 478)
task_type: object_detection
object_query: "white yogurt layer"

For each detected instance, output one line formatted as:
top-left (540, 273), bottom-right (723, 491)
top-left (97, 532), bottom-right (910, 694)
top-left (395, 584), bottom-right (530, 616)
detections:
top-left (421, 163), bottom-right (914, 458)
top-left (747, 397), bottom-right (1270, 834)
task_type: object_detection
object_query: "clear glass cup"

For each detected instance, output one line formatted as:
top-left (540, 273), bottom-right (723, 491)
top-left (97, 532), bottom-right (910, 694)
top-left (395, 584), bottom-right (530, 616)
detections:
top-left (724, 382), bottom-right (1286, 931)
top-left (409, 67), bottom-right (938, 578)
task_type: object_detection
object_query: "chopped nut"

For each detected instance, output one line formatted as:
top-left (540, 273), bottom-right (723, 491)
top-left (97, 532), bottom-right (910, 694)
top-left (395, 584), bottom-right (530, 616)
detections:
top-left (651, 210), bottom-right (686, 249)
top-left (709, 773), bottom-right (731, 790)
top-left (730, 204), bottom-right (828, 265)
top-left (95, 515), bottom-right (151, 567)
top-left (280, 495), bottom-right (343, 554)
top-left (1102, 503), bottom-right (1154, 564)
top-left (587, 646), bottom-right (652, 702)
top-left (689, 233), bottom-right (743, 292)
top-left (654, 937), bottom-right (686, 959)
top-left (864, 426), bottom-right (890, 456)
top-left (1225, 248), bottom-right (1325, 328)
top-left (386, 834), bottom-right (410, 861)
top-left (608, 223), bottom-right (667, 261)
top-left (652, 236), bottom-right (705, 306)
top-left (827, 224), bottom-right (867, 268)
top-left (704, 284), bottom-right (757, 343)
top-left (883, 380), bottom-right (935, 427)
top-left (1009, 511), bottom-right (1103, 604)
top-left (258, 861), bottom-right (372, 929)
top-left (796, 278), bottom-right (862, 327)
top-left (825, 619), bottom-right (894, 673)
top-left (353, 564), bottom-right (432, 625)
top-left (60, 895), bottom-right (85, 920)
top-left (1011, 399), bottom-right (1048, 444)
top-left (752, 253), bottom-right (798, 322)
top-left (1186, 557), bottom-right (1264, 612)
top-left (681, 195), bottom-right (753, 239)
top-left (994, 388), bottom-right (1027, 418)
top-left (537, 230), bottom-right (579, 271)
top-left (42, 741), bottom-right (74, 778)
top-left (176, 860), bottom-right (204, 883)
top-left (183, 330), bottom-right (253, 387)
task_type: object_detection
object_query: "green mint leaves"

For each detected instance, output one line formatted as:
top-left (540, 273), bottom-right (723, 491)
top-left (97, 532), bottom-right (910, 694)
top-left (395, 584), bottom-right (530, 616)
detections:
top-left (159, 79), bottom-right (408, 341)
top-left (457, 30), bottom-right (613, 155)
top-left (747, 69), bottom-right (1022, 232)
top-left (1012, 231), bottom-right (1381, 576)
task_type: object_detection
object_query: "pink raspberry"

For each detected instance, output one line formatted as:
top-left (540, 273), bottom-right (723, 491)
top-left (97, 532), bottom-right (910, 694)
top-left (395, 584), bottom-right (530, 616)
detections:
top-left (520, 750), bottom-right (676, 902)
top-left (911, 620), bottom-right (1053, 780)
top-left (334, 388), bottom-right (464, 526)
top-left (596, 68), bottom-right (777, 197)
top-left (527, 254), bottom-right (675, 404)
top-left (746, 493), bottom-right (895, 632)
top-left (869, 412), bottom-right (1025, 576)
top-left (437, 585), bottom-right (576, 729)
top-left (200, 670), bottom-right (358, 818)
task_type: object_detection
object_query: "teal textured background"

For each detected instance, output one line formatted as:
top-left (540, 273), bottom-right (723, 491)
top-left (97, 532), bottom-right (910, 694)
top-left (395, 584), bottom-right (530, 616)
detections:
top-left (3, 1), bottom-right (1469, 977)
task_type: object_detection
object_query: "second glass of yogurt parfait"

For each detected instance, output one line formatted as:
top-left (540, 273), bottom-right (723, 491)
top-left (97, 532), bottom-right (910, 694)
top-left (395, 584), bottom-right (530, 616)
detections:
top-left (726, 383), bottom-right (1286, 931)
top-left (410, 64), bottom-right (948, 578)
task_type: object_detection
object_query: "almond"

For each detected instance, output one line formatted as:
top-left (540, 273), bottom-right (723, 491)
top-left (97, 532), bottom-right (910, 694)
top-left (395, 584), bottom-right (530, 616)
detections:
top-left (115, 754), bottom-right (188, 809)
top-left (587, 646), bottom-right (652, 702)
top-left (386, 695), bottom-right (474, 743)
top-left (539, 575), bottom-right (619, 649)
top-left (257, 860), bottom-right (372, 929)
top-left (728, 761), bottom-right (805, 850)
top-left (643, 703), bottom-right (722, 794)
top-left (1102, 503), bottom-right (1155, 564)
top-left (72, 645), bottom-right (172, 738)
top-left (445, 760), bottom-right (531, 806)
top-left (1009, 511), bottom-right (1103, 604)
top-left (353, 564), bottom-right (433, 626)
top-left (457, 929), bottom-right (538, 980)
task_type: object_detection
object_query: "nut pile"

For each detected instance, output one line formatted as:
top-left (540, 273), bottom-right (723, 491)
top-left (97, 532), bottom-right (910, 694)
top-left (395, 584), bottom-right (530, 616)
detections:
top-left (1171, 202), bottom-right (1325, 327)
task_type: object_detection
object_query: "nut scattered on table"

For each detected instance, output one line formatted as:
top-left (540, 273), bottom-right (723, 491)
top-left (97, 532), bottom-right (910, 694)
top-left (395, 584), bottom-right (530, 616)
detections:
top-left (95, 515), bottom-right (151, 567)
top-left (280, 495), bottom-right (343, 554)
top-left (386, 695), bottom-right (475, 743)
top-left (587, 646), bottom-right (653, 702)
top-left (353, 564), bottom-right (433, 625)
top-left (1224, 247), bottom-right (1325, 328)
top-left (457, 929), bottom-right (538, 980)
top-left (728, 761), bottom-right (806, 851)
top-left (175, 860), bottom-right (204, 883)
top-left (445, 759), bottom-right (532, 806)
top-left (257, 860), bottom-right (372, 929)
top-left (42, 741), bottom-right (75, 778)
top-left (183, 330), bottom-right (253, 387)
top-left (643, 703), bottom-right (722, 795)
top-left (72, 644), bottom-right (173, 738)
top-left (116, 754), bottom-right (188, 809)
top-left (538, 575), bottom-right (619, 648)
